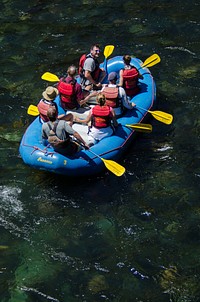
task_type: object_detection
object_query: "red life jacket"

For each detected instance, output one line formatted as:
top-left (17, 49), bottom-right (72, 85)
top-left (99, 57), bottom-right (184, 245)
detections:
top-left (37, 100), bottom-right (57, 122)
top-left (103, 86), bottom-right (119, 108)
top-left (57, 80), bottom-right (78, 110)
top-left (79, 53), bottom-right (100, 81)
top-left (92, 105), bottom-right (112, 128)
top-left (78, 54), bottom-right (87, 75)
top-left (123, 68), bottom-right (140, 97)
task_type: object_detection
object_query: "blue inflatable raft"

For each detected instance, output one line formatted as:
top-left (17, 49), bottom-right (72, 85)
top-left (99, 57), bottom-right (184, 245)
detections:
top-left (19, 56), bottom-right (156, 177)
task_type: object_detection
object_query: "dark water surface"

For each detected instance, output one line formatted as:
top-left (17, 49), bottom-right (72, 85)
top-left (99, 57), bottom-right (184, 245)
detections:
top-left (1, 1), bottom-right (200, 301)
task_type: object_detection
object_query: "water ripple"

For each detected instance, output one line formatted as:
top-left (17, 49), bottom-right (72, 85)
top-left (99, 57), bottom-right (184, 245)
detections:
top-left (0, 185), bottom-right (23, 215)
top-left (19, 286), bottom-right (60, 302)
top-left (165, 46), bottom-right (196, 56)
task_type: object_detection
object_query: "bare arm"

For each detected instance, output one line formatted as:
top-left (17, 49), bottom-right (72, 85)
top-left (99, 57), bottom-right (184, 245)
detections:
top-left (118, 69), bottom-right (124, 87)
top-left (111, 108), bottom-right (118, 128)
top-left (85, 70), bottom-right (97, 85)
top-left (84, 70), bottom-right (102, 88)
top-left (75, 111), bottom-right (92, 124)
top-left (79, 91), bottom-right (98, 106)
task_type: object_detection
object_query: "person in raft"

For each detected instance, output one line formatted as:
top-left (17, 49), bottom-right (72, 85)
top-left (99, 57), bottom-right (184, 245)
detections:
top-left (75, 93), bottom-right (118, 147)
top-left (42, 106), bottom-right (89, 155)
top-left (37, 86), bottom-right (73, 125)
top-left (119, 55), bottom-right (143, 97)
top-left (79, 44), bottom-right (106, 92)
top-left (101, 71), bottom-right (136, 117)
top-left (57, 65), bottom-right (95, 111)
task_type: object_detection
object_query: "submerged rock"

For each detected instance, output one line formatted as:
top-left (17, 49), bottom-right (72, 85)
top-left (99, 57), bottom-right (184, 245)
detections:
top-left (88, 274), bottom-right (108, 294)
top-left (0, 245), bottom-right (9, 250)
top-left (159, 266), bottom-right (178, 289)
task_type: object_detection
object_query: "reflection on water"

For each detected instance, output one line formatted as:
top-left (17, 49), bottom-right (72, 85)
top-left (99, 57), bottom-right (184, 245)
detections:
top-left (1, 0), bottom-right (200, 301)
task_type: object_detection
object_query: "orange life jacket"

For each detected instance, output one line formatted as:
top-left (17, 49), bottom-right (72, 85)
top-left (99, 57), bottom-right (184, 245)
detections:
top-left (123, 68), bottom-right (139, 96)
top-left (37, 100), bottom-right (57, 122)
top-left (92, 105), bottom-right (112, 128)
top-left (103, 87), bottom-right (119, 108)
top-left (57, 80), bottom-right (78, 110)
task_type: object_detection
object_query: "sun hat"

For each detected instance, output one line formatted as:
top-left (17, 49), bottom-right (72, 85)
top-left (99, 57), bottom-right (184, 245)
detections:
top-left (108, 72), bottom-right (118, 81)
top-left (42, 86), bottom-right (59, 101)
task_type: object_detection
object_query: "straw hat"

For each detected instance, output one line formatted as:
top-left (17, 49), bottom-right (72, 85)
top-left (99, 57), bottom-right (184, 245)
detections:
top-left (42, 86), bottom-right (59, 101)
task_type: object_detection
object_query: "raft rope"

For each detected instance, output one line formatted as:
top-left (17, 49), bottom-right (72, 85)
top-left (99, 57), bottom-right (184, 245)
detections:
top-left (30, 145), bottom-right (55, 157)
top-left (21, 73), bottom-right (155, 160)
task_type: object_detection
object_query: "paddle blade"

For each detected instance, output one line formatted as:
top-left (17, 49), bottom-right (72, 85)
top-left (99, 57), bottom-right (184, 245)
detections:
top-left (150, 110), bottom-right (173, 125)
top-left (27, 105), bottom-right (39, 116)
top-left (101, 158), bottom-right (125, 177)
top-left (104, 45), bottom-right (114, 59)
top-left (126, 123), bottom-right (152, 133)
top-left (41, 72), bottom-right (60, 82)
top-left (141, 54), bottom-right (161, 68)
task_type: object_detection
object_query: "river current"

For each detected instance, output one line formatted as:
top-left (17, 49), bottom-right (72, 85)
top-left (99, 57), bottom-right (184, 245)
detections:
top-left (0, 1), bottom-right (200, 301)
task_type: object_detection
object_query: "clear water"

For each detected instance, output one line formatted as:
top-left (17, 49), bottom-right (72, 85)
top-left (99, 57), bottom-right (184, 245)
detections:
top-left (0, 0), bottom-right (200, 301)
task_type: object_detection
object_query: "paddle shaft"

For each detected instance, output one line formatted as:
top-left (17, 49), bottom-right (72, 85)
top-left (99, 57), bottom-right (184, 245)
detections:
top-left (76, 140), bottom-right (125, 177)
top-left (136, 105), bottom-right (173, 125)
top-left (88, 149), bottom-right (103, 160)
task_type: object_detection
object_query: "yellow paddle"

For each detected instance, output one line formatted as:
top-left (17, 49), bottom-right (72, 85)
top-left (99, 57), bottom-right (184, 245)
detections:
top-left (126, 123), bottom-right (152, 133)
top-left (27, 104), bottom-right (39, 116)
top-left (138, 54), bottom-right (161, 70)
top-left (41, 45), bottom-right (115, 82)
top-left (88, 149), bottom-right (125, 177)
top-left (136, 105), bottom-right (173, 125)
top-left (104, 45), bottom-right (114, 59)
top-left (103, 45), bottom-right (114, 73)
top-left (41, 72), bottom-right (60, 82)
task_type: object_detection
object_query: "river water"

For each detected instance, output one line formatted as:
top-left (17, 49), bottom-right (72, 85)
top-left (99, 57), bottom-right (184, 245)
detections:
top-left (0, 1), bottom-right (200, 301)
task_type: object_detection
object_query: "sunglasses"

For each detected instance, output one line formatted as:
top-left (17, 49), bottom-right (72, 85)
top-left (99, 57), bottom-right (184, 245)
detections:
top-left (94, 49), bottom-right (100, 53)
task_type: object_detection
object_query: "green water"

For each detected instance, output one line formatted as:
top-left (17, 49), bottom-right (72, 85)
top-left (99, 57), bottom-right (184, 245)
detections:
top-left (0, 0), bottom-right (200, 301)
